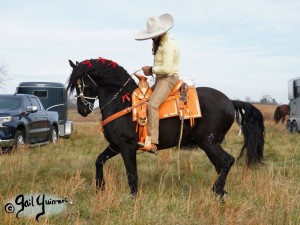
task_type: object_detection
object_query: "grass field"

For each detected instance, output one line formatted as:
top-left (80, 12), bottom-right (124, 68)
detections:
top-left (0, 105), bottom-right (299, 225)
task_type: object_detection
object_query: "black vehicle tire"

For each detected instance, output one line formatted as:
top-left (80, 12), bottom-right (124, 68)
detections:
top-left (1, 146), bottom-right (13, 154)
top-left (291, 120), bottom-right (299, 133)
top-left (49, 126), bottom-right (58, 144)
top-left (13, 130), bottom-right (26, 151)
top-left (286, 120), bottom-right (292, 133)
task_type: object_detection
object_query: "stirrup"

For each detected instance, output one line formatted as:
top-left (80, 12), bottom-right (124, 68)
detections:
top-left (138, 143), bottom-right (157, 154)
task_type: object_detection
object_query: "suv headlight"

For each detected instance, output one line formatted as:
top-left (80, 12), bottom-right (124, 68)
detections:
top-left (0, 116), bottom-right (12, 123)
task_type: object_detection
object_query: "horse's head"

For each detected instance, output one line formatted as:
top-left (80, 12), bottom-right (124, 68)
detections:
top-left (67, 57), bottom-right (138, 118)
top-left (67, 60), bottom-right (98, 117)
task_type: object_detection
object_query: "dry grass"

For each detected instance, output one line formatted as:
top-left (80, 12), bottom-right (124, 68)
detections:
top-left (0, 105), bottom-right (299, 224)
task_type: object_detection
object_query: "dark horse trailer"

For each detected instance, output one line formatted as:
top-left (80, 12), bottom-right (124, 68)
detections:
top-left (287, 77), bottom-right (300, 132)
top-left (16, 82), bottom-right (73, 137)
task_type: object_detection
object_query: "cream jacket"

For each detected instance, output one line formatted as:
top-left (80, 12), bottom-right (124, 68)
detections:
top-left (152, 33), bottom-right (180, 76)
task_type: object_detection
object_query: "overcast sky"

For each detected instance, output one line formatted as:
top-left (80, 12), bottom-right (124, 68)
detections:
top-left (0, 0), bottom-right (299, 103)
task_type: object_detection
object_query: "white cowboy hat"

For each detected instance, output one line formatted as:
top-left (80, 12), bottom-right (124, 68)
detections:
top-left (135, 13), bottom-right (174, 41)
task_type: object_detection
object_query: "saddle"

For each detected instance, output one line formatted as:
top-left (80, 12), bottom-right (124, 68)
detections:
top-left (132, 73), bottom-right (201, 145)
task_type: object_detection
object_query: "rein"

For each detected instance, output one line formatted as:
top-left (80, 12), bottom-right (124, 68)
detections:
top-left (99, 70), bottom-right (143, 124)
top-left (99, 76), bottom-right (132, 111)
top-left (99, 69), bottom-right (142, 111)
top-left (76, 72), bottom-right (133, 112)
top-left (75, 68), bottom-right (143, 124)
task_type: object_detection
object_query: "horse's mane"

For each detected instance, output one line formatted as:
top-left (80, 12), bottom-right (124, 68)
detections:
top-left (67, 57), bottom-right (133, 94)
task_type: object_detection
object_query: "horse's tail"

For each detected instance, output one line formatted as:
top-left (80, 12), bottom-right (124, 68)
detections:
top-left (273, 106), bottom-right (281, 124)
top-left (232, 100), bottom-right (265, 166)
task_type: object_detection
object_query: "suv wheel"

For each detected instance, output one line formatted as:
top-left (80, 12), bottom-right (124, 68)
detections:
top-left (50, 126), bottom-right (58, 144)
top-left (14, 130), bottom-right (25, 151)
top-left (1, 147), bottom-right (12, 154)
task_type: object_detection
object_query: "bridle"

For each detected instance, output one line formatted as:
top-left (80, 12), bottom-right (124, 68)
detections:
top-left (75, 73), bottom-right (133, 112)
top-left (76, 74), bottom-right (98, 112)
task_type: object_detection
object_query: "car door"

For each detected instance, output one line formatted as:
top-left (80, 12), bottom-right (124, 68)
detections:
top-left (22, 96), bottom-right (37, 142)
top-left (29, 96), bottom-right (49, 142)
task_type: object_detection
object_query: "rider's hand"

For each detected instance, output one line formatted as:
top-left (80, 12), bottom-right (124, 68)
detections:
top-left (142, 66), bottom-right (152, 76)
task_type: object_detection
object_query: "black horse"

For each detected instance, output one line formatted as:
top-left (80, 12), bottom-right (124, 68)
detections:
top-left (67, 57), bottom-right (264, 197)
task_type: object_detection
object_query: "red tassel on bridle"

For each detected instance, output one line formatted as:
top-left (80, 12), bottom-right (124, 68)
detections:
top-left (97, 57), bottom-right (106, 64)
top-left (82, 60), bottom-right (92, 68)
top-left (122, 93), bottom-right (131, 103)
top-left (108, 60), bottom-right (117, 68)
top-left (96, 57), bottom-right (118, 69)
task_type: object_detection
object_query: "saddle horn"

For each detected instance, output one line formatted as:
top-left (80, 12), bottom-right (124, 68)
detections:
top-left (134, 72), bottom-right (148, 81)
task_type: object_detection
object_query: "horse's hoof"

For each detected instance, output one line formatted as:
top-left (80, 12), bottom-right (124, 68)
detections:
top-left (96, 182), bottom-right (105, 193)
top-left (216, 190), bottom-right (228, 205)
top-left (131, 192), bottom-right (137, 199)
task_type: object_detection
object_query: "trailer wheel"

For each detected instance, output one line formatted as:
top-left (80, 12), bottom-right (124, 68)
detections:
top-left (291, 120), bottom-right (299, 133)
top-left (50, 126), bottom-right (58, 144)
top-left (286, 120), bottom-right (292, 132)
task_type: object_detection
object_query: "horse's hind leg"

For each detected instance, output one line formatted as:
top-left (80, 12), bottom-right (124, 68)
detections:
top-left (95, 145), bottom-right (120, 191)
top-left (200, 143), bottom-right (235, 196)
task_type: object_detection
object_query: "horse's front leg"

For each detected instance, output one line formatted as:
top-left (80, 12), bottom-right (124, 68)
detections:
top-left (121, 148), bottom-right (138, 195)
top-left (95, 145), bottom-right (119, 191)
top-left (281, 116), bottom-right (285, 124)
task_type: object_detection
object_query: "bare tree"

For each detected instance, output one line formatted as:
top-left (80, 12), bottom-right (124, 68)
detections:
top-left (0, 62), bottom-right (8, 89)
top-left (245, 96), bottom-right (252, 103)
top-left (260, 94), bottom-right (277, 105)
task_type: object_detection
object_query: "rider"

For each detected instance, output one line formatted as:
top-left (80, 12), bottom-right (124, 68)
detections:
top-left (135, 13), bottom-right (180, 152)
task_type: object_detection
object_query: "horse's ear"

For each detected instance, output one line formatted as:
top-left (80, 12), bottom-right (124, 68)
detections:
top-left (69, 60), bottom-right (77, 69)
top-left (76, 61), bottom-right (79, 65)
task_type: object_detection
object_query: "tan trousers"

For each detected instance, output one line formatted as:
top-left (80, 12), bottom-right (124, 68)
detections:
top-left (148, 75), bottom-right (179, 144)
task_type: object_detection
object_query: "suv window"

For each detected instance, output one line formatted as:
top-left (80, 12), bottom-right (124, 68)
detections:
top-left (23, 97), bottom-right (32, 108)
top-left (30, 97), bottom-right (42, 111)
top-left (0, 97), bottom-right (20, 110)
